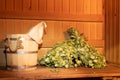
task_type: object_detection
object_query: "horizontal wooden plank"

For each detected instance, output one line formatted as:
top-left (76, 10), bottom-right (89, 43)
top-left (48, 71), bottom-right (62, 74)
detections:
top-left (0, 65), bottom-right (120, 79)
top-left (0, 11), bottom-right (104, 22)
top-left (42, 40), bottom-right (104, 48)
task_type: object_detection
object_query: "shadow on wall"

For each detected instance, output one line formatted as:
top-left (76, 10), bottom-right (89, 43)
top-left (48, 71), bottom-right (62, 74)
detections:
top-left (0, 40), bottom-right (6, 67)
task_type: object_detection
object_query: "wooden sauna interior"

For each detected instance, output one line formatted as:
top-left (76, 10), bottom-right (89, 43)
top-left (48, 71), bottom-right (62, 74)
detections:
top-left (0, 0), bottom-right (120, 79)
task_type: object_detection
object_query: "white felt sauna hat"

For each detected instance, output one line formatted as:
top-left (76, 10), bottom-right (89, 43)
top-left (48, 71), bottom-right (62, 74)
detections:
top-left (27, 21), bottom-right (47, 44)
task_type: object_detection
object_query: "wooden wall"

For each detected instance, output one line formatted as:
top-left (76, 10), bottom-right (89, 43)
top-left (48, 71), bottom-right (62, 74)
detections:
top-left (0, 19), bottom-right (104, 62)
top-left (0, 0), bottom-right (104, 21)
top-left (0, 19), bottom-right (104, 48)
top-left (0, 0), bottom-right (104, 66)
top-left (105, 0), bottom-right (120, 65)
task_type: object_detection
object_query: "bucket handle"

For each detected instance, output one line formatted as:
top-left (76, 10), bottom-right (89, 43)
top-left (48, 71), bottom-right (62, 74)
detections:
top-left (5, 37), bottom-right (24, 52)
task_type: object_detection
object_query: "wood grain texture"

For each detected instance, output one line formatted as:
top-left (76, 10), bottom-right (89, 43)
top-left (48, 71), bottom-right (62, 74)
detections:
top-left (6, 0), bottom-right (14, 11)
top-left (0, 19), bottom-right (104, 48)
top-left (83, 0), bottom-right (91, 14)
top-left (0, 65), bottom-right (120, 79)
top-left (76, 0), bottom-right (84, 15)
top-left (14, 0), bottom-right (22, 11)
top-left (0, 0), bottom-right (6, 11)
top-left (119, 0), bottom-right (120, 65)
top-left (62, 0), bottom-right (69, 15)
top-left (0, 0), bottom-right (103, 21)
top-left (105, 0), bottom-right (120, 65)
top-left (47, 0), bottom-right (54, 13)
top-left (31, 0), bottom-right (38, 11)
top-left (54, 0), bottom-right (62, 14)
top-left (90, 0), bottom-right (97, 14)
top-left (70, 0), bottom-right (77, 15)
top-left (38, 0), bottom-right (46, 13)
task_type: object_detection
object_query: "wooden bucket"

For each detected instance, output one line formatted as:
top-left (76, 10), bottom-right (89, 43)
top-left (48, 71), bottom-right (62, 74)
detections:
top-left (5, 34), bottom-right (38, 71)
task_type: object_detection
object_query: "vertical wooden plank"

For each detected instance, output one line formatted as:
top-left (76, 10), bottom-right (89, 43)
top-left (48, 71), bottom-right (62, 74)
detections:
top-left (69, 0), bottom-right (77, 15)
top-left (96, 23), bottom-right (103, 40)
top-left (105, 0), bottom-right (110, 63)
top-left (62, 21), bottom-right (70, 34)
top-left (106, 0), bottom-right (111, 62)
top-left (90, 23), bottom-right (96, 40)
top-left (76, 0), bottom-right (84, 15)
top-left (31, 0), bottom-right (38, 11)
top-left (76, 22), bottom-right (84, 34)
top-left (14, 20), bottom-right (23, 34)
top-left (84, 22), bottom-right (90, 40)
top-left (84, 0), bottom-right (91, 14)
top-left (90, 0), bottom-right (97, 14)
top-left (115, 0), bottom-right (119, 65)
top-left (5, 19), bottom-right (15, 34)
top-left (15, 0), bottom-right (22, 11)
top-left (0, 19), bottom-right (3, 39)
top-left (113, 0), bottom-right (117, 64)
top-left (38, 0), bottom-right (46, 13)
top-left (6, 0), bottom-right (14, 11)
top-left (54, 0), bottom-right (62, 14)
top-left (44, 21), bottom-right (55, 40)
top-left (119, 0), bottom-right (120, 65)
top-left (22, 20), bottom-right (32, 33)
top-left (97, 0), bottom-right (103, 14)
top-left (47, 0), bottom-right (54, 13)
top-left (109, 1), bottom-right (114, 63)
top-left (23, 0), bottom-right (31, 11)
top-left (0, 19), bottom-right (6, 40)
top-left (62, 0), bottom-right (69, 15)
top-left (43, 21), bottom-right (55, 47)
top-left (0, 0), bottom-right (6, 11)
top-left (54, 21), bottom-right (63, 40)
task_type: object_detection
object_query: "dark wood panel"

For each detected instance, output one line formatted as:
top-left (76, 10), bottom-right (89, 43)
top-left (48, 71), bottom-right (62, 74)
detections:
top-left (105, 0), bottom-right (120, 65)
top-left (0, 0), bottom-right (6, 11)
top-left (14, 0), bottom-right (22, 11)
top-left (23, 0), bottom-right (31, 11)
top-left (6, 0), bottom-right (14, 11)
top-left (31, 0), bottom-right (38, 11)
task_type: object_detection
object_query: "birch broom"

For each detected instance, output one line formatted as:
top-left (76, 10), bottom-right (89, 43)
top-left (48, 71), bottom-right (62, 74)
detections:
top-left (38, 28), bottom-right (106, 68)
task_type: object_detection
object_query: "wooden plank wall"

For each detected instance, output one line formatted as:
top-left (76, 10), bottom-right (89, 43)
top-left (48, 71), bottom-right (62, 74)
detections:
top-left (0, 19), bottom-right (104, 62)
top-left (0, 0), bottom-right (104, 66)
top-left (105, 0), bottom-right (120, 65)
top-left (0, 0), bottom-right (103, 21)
top-left (0, 19), bottom-right (104, 49)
